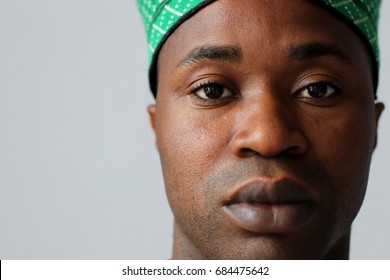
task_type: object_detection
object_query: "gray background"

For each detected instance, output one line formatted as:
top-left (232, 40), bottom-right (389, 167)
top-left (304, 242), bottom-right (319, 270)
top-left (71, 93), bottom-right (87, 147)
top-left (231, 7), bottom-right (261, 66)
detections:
top-left (0, 0), bottom-right (389, 260)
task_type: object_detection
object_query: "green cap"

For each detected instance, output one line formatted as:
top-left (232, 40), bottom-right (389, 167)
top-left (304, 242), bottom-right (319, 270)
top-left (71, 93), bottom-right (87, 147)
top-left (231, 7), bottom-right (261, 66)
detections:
top-left (137, 0), bottom-right (381, 96)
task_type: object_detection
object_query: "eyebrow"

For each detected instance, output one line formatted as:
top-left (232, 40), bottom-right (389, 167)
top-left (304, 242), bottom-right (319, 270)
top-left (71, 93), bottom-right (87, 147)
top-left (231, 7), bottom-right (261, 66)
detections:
top-left (287, 42), bottom-right (354, 67)
top-left (176, 42), bottom-right (354, 69)
top-left (177, 45), bottom-right (242, 68)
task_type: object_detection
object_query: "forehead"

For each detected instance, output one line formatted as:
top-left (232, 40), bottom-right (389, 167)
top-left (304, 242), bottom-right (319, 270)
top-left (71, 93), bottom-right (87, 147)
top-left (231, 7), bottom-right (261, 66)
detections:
top-left (157, 0), bottom-right (372, 90)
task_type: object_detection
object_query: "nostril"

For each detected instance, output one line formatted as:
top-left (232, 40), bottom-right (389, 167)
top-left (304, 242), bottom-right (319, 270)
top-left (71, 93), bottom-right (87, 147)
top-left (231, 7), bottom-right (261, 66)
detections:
top-left (237, 145), bottom-right (302, 158)
top-left (285, 146), bottom-right (300, 154)
top-left (239, 148), bottom-right (258, 157)
top-left (229, 119), bottom-right (309, 158)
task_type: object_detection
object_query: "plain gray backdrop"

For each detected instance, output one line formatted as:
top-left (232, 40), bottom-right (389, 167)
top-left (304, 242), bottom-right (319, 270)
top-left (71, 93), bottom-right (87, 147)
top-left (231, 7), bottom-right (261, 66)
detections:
top-left (0, 0), bottom-right (389, 259)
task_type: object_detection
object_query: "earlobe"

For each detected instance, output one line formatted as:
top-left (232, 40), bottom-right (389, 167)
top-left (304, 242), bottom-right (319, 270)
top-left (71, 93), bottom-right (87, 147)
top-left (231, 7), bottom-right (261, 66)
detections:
top-left (373, 102), bottom-right (385, 150)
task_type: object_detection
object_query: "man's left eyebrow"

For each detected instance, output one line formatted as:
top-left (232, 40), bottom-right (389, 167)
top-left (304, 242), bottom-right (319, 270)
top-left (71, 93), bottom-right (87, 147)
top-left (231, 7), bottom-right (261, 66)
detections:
top-left (177, 45), bottom-right (242, 68)
top-left (287, 42), bottom-right (355, 67)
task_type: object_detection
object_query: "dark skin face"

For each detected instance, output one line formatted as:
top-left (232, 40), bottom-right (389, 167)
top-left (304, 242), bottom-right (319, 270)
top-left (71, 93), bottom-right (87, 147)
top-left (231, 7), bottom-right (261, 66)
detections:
top-left (148, 0), bottom-right (384, 259)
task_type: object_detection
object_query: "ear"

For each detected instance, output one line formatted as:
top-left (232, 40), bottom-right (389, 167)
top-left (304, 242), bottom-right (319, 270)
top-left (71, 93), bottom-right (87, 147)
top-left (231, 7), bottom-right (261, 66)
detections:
top-left (147, 104), bottom-right (157, 132)
top-left (373, 102), bottom-right (385, 150)
top-left (147, 104), bottom-right (158, 148)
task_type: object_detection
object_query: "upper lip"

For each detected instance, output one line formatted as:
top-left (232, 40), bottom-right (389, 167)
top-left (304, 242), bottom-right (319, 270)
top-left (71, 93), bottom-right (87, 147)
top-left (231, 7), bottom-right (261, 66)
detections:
top-left (223, 177), bottom-right (313, 205)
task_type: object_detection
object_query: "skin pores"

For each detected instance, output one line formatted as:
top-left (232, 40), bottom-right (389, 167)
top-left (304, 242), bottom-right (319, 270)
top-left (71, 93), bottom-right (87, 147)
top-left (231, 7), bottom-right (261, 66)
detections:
top-left (148, 0), bottom-right (384, 259)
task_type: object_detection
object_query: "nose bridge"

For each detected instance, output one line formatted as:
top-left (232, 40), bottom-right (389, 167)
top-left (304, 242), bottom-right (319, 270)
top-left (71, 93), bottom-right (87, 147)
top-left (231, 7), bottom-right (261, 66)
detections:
top-left (244, 93), bottom-right (293, 138)
top-left (230, 92), bottom-right (307, 157)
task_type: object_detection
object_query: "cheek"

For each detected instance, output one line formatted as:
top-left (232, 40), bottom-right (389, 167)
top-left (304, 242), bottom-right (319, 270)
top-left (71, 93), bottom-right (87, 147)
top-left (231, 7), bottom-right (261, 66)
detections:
top-left (306, 104), bottom-right (375, 221)
top-left (155, 102), bottom-right (229, 221)
top-left (158, 110), bottom-right (222, 180)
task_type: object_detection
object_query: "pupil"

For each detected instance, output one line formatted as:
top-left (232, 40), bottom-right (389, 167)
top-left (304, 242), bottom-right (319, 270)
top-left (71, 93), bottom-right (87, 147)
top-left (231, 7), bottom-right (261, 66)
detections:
top-left (204, 84), bottom-right (224, 98)
top-left (308, 83), bottom-right (327, 98)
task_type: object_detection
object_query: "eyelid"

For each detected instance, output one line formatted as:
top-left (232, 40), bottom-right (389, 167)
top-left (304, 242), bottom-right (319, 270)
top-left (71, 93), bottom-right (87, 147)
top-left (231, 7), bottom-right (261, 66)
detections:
top-left (192, 81), bottom-right (235, 101)
top-left (189, 76), bottom-right (238, 97)
top-left (296, 82), bottom-right (339, 98)
top-left (292, 80), bottom-right (343, 107)
top-left (294, 73), bottom-right (342, 94)
top-left (190, 80), bottom-right (215, 94)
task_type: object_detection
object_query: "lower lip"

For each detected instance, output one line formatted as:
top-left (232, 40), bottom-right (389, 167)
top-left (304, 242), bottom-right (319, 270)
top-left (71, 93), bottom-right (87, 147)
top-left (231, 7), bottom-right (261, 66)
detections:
top-left (223, 202), bottom-right (315, 234)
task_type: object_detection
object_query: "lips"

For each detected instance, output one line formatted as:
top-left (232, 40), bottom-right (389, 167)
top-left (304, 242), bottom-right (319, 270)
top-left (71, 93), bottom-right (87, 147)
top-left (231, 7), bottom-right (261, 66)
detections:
top-left (222, 178), bottom-right (316, 234)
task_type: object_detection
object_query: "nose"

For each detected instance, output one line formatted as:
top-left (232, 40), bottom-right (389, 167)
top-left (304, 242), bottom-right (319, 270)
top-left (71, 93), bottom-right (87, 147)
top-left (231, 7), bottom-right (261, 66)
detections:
top-left (230, 94), bottom-right (309, 158)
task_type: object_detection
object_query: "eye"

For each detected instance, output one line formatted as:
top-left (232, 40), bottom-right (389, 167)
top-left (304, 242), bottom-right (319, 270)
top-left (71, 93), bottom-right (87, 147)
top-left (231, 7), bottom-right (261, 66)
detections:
top-left (298, 82), bottom-right (337, 98)
top-left (193, 83), bottom-right (234, 100)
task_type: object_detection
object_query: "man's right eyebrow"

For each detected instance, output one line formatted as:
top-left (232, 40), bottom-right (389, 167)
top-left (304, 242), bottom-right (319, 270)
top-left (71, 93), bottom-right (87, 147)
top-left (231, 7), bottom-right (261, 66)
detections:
top-left (177, 45), bottom-right (242, 68)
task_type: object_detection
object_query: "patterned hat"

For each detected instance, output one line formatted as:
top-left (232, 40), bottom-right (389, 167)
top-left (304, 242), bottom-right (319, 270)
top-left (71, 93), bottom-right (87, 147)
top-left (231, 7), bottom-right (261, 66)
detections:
top-left (137, 0), bottom-right (381, 96)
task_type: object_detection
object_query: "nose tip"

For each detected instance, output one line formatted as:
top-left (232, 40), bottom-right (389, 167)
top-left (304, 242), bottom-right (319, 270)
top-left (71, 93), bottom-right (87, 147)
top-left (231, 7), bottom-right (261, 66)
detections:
top-left (230, 102), bottom-right (309, 158)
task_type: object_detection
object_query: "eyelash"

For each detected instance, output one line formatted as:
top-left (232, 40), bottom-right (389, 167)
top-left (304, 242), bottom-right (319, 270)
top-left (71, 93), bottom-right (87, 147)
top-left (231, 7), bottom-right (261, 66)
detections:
top-left (189, 80), bottom-right (235, 102)
top-left (295, 81), bottom-right (341, 99)
top-left (189, 79), bottom-right (341, 103)
top-left (190, 80), bottom-right (218, 94)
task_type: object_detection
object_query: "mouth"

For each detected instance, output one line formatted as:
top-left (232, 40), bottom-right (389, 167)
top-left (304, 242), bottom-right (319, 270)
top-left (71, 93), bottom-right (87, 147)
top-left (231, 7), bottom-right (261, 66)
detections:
top-left (222, 178), bottom-right (316, 234)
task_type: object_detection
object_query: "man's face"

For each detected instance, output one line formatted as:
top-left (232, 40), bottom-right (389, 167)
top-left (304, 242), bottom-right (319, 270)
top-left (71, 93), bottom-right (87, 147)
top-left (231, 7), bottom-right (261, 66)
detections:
top-left (148, 0), bottom-right (384, 259)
